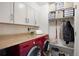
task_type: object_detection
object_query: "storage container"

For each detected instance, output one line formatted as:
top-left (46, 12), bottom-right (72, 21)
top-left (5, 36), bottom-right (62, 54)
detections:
top-left (64, 8), bottom-right (74, 17)
top-left (49, 3), bottom-right (56, 11)
top-left (56, 11), bottom-right (63, 18)
top-left (64, 2), bottom-right (74, 8)
top-left (48, 12), bottom-right (56, 20)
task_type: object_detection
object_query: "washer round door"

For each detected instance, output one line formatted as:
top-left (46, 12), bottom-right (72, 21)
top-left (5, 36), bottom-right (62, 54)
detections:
top-left (43, 40), bottom-right (49, 52)
top-left (27, 46), bottom-right (41, 56)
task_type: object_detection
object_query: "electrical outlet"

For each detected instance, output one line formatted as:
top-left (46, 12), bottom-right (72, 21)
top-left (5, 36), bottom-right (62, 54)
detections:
top-left (27, 28), bottom-right (30, 31)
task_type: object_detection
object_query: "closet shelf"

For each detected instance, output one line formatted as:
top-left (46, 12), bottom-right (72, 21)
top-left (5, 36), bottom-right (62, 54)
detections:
top-left (49, 42), bottom-right (74, 50)
top-left (49, 7), bottom-right (75, 13)
top-left (0, 22), bottom-right (39, 28)
top-left (49, 16), bottom-right (74, 22)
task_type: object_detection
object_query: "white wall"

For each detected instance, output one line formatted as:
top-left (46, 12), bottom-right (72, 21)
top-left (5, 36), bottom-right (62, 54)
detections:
top-left (0, 23), bottom-right (38, 35)
top-left (37, 4), bottom-right (49, 34)
top-left (0, 24), bottom-right (28, 35)
top-left (74, 3), bottom-right (79, 56)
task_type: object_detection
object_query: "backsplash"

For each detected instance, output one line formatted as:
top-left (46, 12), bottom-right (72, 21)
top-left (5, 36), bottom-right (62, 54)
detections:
top-left (0, 24), bottom-right (38, 35)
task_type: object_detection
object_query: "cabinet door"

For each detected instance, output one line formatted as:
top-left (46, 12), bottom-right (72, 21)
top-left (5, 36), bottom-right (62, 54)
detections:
top-left (0, 2), bottom-right (13, 23)
top-left (27, 6), bottom-right (35, 25)
top-left (14, 2), bottom-right (27, 24)
top-left (33, 10), bottom-right (38, 25)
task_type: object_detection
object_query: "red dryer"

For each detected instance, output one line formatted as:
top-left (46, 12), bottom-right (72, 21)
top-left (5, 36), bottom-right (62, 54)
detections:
top-left (35, 34), bottom-right (49, 56)
top-left (6, 34), bottom-right (49, 56)
top-left (6, 39), bottom-right (41, 56)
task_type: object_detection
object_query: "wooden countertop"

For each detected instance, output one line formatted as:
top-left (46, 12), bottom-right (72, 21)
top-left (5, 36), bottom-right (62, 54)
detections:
top-left (0, 33), bottom-right (48, 49)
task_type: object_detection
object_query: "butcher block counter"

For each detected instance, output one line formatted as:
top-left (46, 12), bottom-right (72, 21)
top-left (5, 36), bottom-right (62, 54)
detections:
top-left (0, 33), bottom-right (48, 49)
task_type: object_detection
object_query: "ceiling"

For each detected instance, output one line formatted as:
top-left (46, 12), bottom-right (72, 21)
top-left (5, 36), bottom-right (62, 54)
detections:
top-left (36, 2), bottom-right (48, 6)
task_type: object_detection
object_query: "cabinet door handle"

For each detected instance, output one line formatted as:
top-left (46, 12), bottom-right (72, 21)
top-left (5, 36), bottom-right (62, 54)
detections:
top-left (25, 18), bottom-right (29, 23)
top-left (10, 14), bottom-right (13, 20)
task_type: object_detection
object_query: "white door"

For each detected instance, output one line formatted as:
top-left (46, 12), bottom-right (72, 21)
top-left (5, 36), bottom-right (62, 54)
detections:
top-left (0, 2), bottom-right (13, 23)
top-left (74, 3), bottom-right (79, 56)
top-left (14, 2), bottom-right (27, 25)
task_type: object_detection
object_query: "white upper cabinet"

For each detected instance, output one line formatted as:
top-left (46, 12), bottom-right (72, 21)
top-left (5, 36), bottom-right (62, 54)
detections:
top-left (27, 6), bottom-right (35, 25)
top-left (0, 2), bottom-right (13, 23)
top-left (14, 2), bottom-right (28, 24)
top-left (14, 2), bottom-right (36, 25)
top-left (0, 2), bottom-right (37, 25)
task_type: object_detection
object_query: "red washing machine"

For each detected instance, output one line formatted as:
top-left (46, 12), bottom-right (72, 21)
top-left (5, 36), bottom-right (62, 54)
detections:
top-left (6, 34), bottom-right (49, 56)
top-left (41, 35), bottom-right (49, 56)
top-left (35, 34), bottom-right (49, 56)
top-left (19, 39), bottom-right (41, 56)
top-left (6, 39), bottom-right (41, 56)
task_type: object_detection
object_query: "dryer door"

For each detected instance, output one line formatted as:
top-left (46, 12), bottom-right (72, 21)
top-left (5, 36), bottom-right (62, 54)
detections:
top-left (43, 40), bottom-right (49, 52)
top-left (27, 46), bottom-right (41, 56)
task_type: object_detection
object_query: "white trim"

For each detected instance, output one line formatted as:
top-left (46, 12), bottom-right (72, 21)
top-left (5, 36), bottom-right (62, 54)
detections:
top-left (27, 46), bottom-right (41, 56)
top-left (44, 40), bottom-right (49, 50)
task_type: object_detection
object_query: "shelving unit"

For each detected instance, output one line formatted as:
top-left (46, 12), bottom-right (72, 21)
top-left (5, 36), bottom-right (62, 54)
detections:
top-left (48, 5), bottom-right (75, 55)
top-left (49, 7), bottom-right (75, 13)
top-left (49, 7), bottom-right (75, 21)
top-left (49, 16), bottom-right (74, 22)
